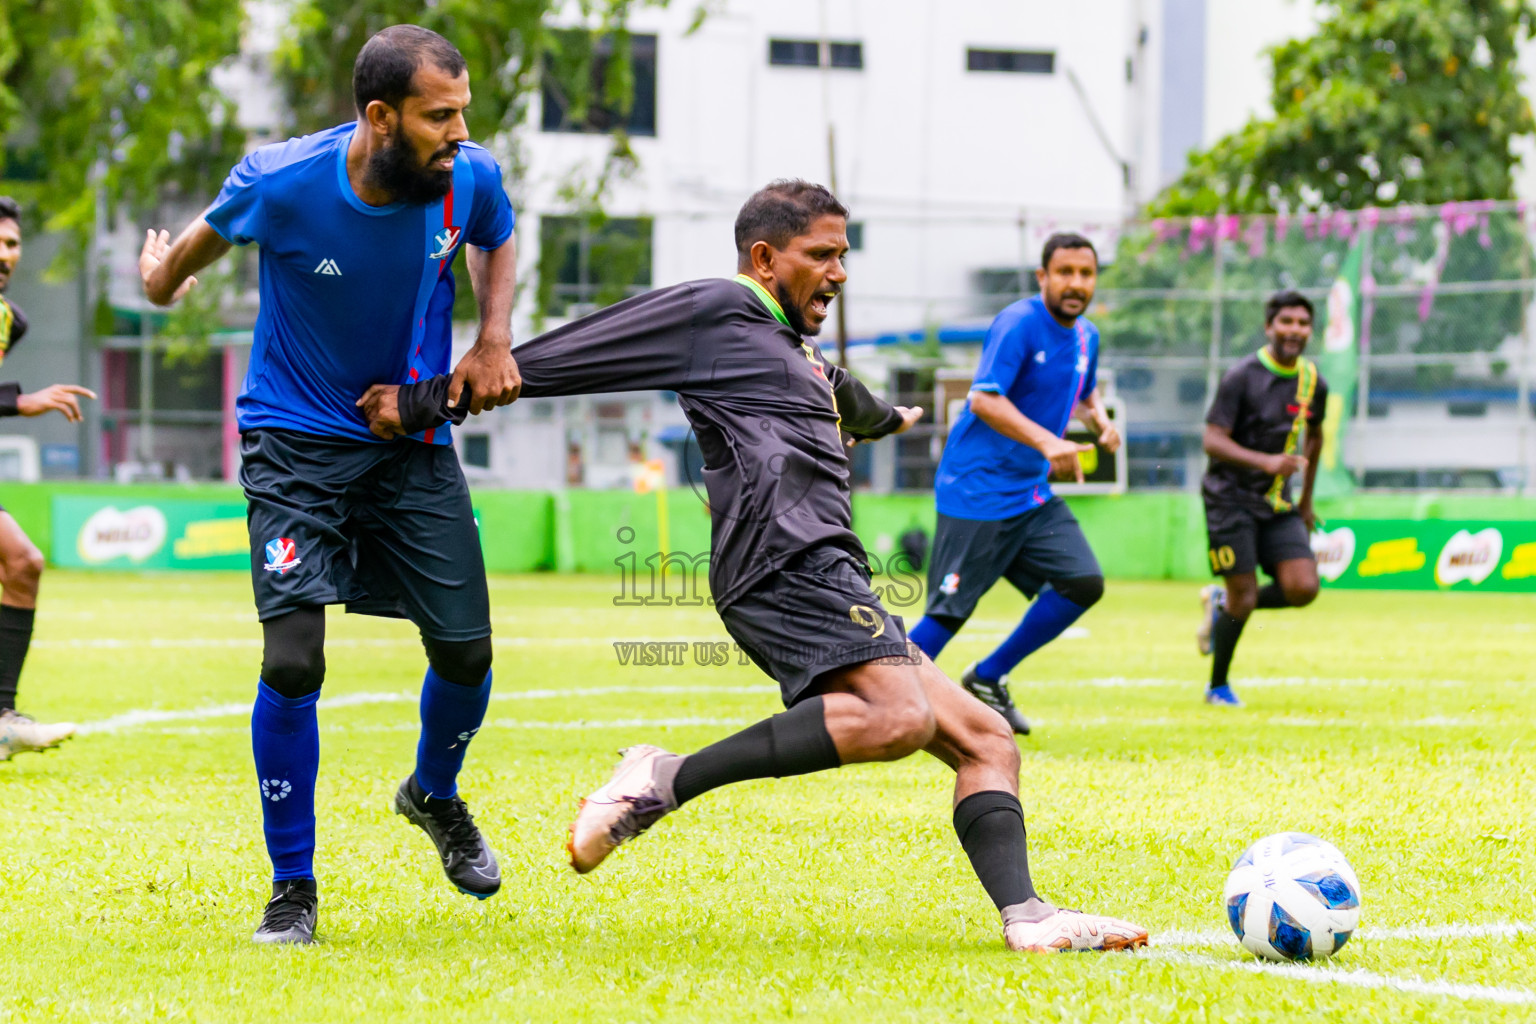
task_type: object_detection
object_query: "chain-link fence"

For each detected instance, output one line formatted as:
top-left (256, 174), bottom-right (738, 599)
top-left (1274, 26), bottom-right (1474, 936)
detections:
top-left (948, 201), bottom-right (1536, 492)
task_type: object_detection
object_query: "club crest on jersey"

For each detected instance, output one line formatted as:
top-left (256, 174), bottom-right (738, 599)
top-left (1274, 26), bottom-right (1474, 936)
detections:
top-left (429, 226), bottom-right (462, 260)
top-left (264, 537), bottom-right (302, 575)
top-left (940, 572), bottom-right (961, 595)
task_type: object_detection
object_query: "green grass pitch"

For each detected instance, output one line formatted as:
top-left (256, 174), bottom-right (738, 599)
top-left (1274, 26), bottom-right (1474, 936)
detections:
top-left (1, 571), bottom-right (1533, 1022)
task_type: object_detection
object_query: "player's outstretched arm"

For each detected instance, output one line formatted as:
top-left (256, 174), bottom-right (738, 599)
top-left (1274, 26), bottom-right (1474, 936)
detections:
top-left (970, 390), bottom-right (1093, 483)
top-left (140, 219), bottom-right (231, 307)
top-left (363, 282), bottom-right (703, 439)
top-left (450, 239), bottom-right (521, 415)
top-left (0, 382), bottom-right (97, 422)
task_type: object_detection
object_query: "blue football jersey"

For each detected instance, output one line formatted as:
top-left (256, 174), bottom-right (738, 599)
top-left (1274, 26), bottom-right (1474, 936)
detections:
top-left (204, 123), bottom-right (515, 443)
top-left (934, 296), bottom-right (1099, 520)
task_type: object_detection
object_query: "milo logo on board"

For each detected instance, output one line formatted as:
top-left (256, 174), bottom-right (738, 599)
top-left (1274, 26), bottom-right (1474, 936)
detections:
top-left (1310, 527), bottom-right (1355, 582)
top-left (1435, 528), bottom-right (1503, 587)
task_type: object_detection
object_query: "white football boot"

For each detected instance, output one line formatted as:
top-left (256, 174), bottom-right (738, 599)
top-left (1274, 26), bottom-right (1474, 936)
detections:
top-left (1196, 584), bottom-right (1226, 656)
top-left (567, 744), bottom-right (684, 874)
top-left (1002, 900), bottom-right (1149, 953)
top-left (0, 709), bottom-right (77, 761)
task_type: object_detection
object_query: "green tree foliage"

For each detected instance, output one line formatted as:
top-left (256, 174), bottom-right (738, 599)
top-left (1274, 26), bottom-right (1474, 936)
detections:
top-left (1154, 0), bottom-right (1536, 216)
top-left (0, 1), bottom-right (245, 250)
top-left (276, 1), bottom-right (651, 139)
top-left (1102, 1), bottom-right (1536, 362)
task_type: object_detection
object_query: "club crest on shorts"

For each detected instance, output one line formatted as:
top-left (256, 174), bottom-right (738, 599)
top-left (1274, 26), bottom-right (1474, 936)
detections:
top-left (940, 572), bottom-right (961, 595)
top-left (264, 537), bottom-right (302, 575)
top-left (429, 226), bottom-right (462, 260)
top-left (849, 604), bottom-right (885, 638)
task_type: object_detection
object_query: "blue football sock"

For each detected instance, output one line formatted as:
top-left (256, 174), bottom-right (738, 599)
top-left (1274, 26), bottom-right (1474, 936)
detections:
top-left (415, 667), bottom-right (492, 799)
top-left (975, 588), bottom-right (1088, 681)
top-left (251, 681), bottom-right (320, 882)
top-left (908, 616), bottom-right (956, 660)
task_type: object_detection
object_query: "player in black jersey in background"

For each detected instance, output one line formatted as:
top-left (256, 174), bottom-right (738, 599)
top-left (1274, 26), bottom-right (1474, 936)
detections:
top-left (1196, 290), bottom-right (1328, 706)
top-left (0, 196), bottom-right (98, 759)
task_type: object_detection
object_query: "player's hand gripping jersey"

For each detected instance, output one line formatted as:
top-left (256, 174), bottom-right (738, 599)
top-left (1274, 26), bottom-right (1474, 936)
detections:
top-left (1202, 350), bottom-right (1329, 515)
top-left (397, 276), bottom-right (905, 609)
top-left (204, 123), bottom-right (515, 444)
top-left (934, 296), bottom-right (1099, 521)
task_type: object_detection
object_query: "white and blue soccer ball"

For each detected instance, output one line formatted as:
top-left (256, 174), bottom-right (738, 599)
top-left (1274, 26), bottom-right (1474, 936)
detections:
top-left (1223, 832), bottom-right (1362, 961)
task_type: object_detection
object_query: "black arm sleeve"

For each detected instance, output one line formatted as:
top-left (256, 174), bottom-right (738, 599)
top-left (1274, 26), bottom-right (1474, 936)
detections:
top-left (825, 360), bottom-right (904, 439)
top-left (1205, 367), bottom-right (1244, 429)
top-left (0, 382), bottom-right (21, 418)
top-left (395, 375), bottom-right (469, 435)
top-left (392, 282), bottom-right (701, 435)
top-left (1309, 374), bottom-right (1330, 428)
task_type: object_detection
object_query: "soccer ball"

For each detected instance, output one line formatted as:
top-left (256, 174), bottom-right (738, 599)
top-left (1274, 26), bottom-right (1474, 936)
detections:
top-left (1223, 832), bottom-right (1362, 961)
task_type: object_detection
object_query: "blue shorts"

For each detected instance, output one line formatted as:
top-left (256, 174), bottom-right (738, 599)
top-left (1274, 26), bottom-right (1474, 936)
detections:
top-left (923, 497), bottom-right (1101, 621)
top-left (240, 429), bottom-right (490, 641)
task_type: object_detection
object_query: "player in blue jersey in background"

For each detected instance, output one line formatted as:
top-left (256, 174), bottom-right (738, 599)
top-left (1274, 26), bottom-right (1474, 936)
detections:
top-left (908, 234), bottom-right (1119, 735)
top-left (139, 26), bottom-right (519, 944)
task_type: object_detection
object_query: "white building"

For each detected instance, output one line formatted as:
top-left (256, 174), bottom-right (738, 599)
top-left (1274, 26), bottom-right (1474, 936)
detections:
top-left (474, 0), bottom-right (1169, 489)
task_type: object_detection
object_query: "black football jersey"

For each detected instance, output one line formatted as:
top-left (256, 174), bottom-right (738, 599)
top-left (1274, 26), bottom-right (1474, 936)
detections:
top-left (1202, 350), bottom-right (1328, 516)
top-left (396, 277), bottom-right (904, 610)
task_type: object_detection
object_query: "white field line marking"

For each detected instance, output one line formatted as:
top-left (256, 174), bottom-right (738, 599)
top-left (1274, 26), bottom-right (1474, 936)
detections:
top-left (76, 686), bottom-right (777, 735)
top-left (106, 717), bottom-right (755, 738)
top-left (79, 691), bottom-right (1498, 737)
top-left (1155, 921), bottom-right (1536, 948)
top-left (35, 636), bottom-right (742, 650)
top-left (1151, 949), bottom-right (1536, 1006)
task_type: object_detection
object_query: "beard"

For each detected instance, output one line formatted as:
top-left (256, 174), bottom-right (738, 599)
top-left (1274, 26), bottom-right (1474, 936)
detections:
top-left (365, 124), bottom-right (456, 205)
top-left (774, 282), bottom-right (817, 337)
top-left (1044, 288), bottom-right (1089, 322)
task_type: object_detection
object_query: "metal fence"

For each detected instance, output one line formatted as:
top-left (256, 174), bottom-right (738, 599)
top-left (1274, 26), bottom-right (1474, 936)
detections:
top-left (953, 201), bottom-right (1536, 492)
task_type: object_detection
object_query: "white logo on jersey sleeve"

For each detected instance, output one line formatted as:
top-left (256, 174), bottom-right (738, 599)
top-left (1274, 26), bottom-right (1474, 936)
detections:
top-left (314, 258), bottom-right (342, 276)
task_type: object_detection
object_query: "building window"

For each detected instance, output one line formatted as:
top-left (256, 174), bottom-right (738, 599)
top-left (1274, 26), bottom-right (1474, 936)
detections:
top-left (768, 39), bottom-right (863, 69)
top-left (542, 32), bottom-right (657, 137)
top-left (829, 42), bottom-right (864, 69)
top-left (967, 48), bottom-right (1054, 74)
top-left (538, 215), bottom-right (653, 318)
top-left (846, 222), bottom-right (864, 251)
top-left (462, 435), bottom-right (491, 469)
top-left (769, 39), bottom-right (820, 67)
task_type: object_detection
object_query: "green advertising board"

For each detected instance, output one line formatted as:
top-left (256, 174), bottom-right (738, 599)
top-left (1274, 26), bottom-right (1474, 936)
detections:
top-left (51, 496), bottom-right (249, 570)
top-left (1312, 520), bottom-right (1536, 592)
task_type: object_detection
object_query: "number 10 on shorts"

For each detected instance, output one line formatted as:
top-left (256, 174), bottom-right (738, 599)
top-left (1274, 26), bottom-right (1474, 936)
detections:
top-left (1209, 545), bottom-right (1236, 573)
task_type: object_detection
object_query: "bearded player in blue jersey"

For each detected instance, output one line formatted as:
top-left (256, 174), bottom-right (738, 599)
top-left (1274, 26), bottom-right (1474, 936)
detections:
top-left (908, 234), bottom-right (1119, 735)
top-left (139, 26), bottom-right (518, 944)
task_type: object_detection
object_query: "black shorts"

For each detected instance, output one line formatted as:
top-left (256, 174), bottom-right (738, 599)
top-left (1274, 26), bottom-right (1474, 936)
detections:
top-left (923, 497), bottom-right (1102, 621)
top-left (1204, 502), bottom-right (1314, 578)
top-left (718, 545), bottom-right (917, 707)
top-left (240, 429), bottom-right (490, 641)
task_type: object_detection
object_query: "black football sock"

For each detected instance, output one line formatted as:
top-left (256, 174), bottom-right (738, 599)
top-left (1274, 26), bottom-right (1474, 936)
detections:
top-left (1256, 583), bottom-right (1288, 609)
top-left (0, 606), bottom-right (36, 712)
top-left (953, 790), bottom-right (1040, 911)
top-left (672, 695), bottom-right (841, 805)
top-left (1209, 610), bottom-right (1247, 689)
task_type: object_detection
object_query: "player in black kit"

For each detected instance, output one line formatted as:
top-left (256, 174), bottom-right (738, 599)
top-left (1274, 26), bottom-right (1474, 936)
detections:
top-left (1197, 290), bottom-right (1328, 706)
top-left (0, 196), bottom-right (97, 760)
top-left (362, 180), bottom-right (1149, 954)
